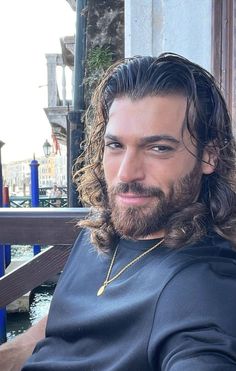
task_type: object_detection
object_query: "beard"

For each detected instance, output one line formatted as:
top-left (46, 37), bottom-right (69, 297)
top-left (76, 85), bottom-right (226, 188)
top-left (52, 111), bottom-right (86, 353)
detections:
top-left (107, 163), bottom-right (202, 239)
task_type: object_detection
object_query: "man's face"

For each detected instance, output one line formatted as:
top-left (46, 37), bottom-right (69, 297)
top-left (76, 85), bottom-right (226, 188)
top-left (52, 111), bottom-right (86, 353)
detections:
top-left (102, 95), bottom-right (210, 239)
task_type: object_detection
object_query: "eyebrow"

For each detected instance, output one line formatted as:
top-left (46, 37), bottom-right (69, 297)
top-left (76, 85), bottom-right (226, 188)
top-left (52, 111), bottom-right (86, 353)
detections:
top-left (104, 134), bottom-right (180, 145)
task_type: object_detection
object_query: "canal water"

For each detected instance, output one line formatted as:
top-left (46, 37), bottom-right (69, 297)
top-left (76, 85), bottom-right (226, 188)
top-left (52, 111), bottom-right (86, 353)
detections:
top-left (6, 245), bottom-right (56, 340)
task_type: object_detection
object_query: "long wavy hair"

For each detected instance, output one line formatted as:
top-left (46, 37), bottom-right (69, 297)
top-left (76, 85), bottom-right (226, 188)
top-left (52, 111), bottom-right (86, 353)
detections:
top-left (74, 53), bottom-right (236, 253)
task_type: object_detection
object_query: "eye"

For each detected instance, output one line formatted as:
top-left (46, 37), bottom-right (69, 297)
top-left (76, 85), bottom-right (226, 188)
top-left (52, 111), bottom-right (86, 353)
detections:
top-left (105, 141), bottom-right (122, 149)
top-left (151, 145), bottom-right (174, 153)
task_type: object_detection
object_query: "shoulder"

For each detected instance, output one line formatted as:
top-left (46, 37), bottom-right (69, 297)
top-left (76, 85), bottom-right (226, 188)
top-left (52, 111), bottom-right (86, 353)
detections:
top-left (73, 227), bottom-right (92, 247)
top-left (152, 236), bottom-right (236, 338)
top-left (159, 235), bottom-right (236, 313)
top-left (159, 255), bottom-right (236, 315)
top-left (148, 238), bottom-right (236, 368)
top-left (149, 235), bottom-right (236, 299)
top-left (61, 228), bottom-right (96, 271)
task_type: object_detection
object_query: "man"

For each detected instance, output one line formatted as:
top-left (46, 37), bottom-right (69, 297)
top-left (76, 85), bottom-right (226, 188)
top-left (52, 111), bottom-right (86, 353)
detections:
top-left (1, 53), bottom-right (236, 370)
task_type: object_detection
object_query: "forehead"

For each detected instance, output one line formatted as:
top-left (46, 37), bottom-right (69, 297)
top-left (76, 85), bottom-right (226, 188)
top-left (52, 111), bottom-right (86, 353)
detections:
top-left (106, 95), bottom-right (188, 139)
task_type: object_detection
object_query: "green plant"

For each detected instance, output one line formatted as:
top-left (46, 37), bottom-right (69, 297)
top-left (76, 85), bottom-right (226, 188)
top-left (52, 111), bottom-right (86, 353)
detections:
top-left (87, 46), bottom-right (113, 72)
top-left (84, 46), bottom-right (114, 106)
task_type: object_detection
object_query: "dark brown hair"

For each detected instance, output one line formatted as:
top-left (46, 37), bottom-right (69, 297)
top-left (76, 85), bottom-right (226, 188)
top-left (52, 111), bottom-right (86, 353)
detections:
top-left (74, 53), bottom-right (236, 252)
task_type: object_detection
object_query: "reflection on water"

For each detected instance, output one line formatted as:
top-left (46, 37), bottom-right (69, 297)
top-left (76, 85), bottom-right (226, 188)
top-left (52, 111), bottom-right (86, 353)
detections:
top-left (11, 245), bottom-right (33, 261)
top-left (6, 245), bottom-right (57, 340)
top-left (7, 312), bottom-right (31, 340)
top-left (30, 287), bottom-right (55, 324)
top-left (7, 286), bottom-right (55, 340)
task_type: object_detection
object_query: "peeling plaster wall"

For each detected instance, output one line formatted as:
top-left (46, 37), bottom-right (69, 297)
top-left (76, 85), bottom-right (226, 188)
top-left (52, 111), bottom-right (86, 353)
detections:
top-left (125, 0), bottom-right (212, 71)
top-left (154, 0), bottom-right (212, 71)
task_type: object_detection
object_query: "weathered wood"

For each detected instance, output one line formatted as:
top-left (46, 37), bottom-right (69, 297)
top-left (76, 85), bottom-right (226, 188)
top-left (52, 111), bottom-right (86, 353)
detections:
top-left (0, 208), bottom-right (90, 308)
top-left (0, 207), bottom-right (89, 244)
top-left (0, 244), bottom-right (74, 308)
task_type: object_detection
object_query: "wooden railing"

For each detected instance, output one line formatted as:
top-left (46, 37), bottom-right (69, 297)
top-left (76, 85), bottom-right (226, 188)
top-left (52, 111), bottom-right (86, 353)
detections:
top-left (0, 208), bottom-right (89, 308)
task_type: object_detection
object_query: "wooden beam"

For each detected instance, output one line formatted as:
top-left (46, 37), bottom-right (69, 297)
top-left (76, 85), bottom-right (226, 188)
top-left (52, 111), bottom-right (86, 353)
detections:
top-left (0, 207), bottom-right (89, 245)
top-left (0, 208), bottom-right (90, 307)
top-left (0, 244), bottom-right (74, 308)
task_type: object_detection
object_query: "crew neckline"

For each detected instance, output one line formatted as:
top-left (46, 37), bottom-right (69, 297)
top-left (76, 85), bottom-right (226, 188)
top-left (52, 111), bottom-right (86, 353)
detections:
top-left (119, 237), bottom-right (165, 251)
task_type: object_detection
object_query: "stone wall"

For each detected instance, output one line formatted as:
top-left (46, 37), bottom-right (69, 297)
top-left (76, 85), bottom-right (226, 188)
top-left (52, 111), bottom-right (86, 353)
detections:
top-left (86, 0), bottom-right (124, 60)
top-left (85, 0), bottom-right (124, 106)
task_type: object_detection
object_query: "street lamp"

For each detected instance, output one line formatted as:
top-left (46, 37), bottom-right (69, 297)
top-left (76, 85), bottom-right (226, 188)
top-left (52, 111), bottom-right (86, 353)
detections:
top-left (43, 139), bottom-right (52, 158)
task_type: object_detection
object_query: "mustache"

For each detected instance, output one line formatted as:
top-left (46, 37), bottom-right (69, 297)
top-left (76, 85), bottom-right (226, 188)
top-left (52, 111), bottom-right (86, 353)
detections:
top-left (109, 182), bottom-right (165, 198)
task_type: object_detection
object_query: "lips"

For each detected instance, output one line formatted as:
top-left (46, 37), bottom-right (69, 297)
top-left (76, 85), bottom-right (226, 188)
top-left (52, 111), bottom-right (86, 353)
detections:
top-left (116, 193), bottom-right (151, 206)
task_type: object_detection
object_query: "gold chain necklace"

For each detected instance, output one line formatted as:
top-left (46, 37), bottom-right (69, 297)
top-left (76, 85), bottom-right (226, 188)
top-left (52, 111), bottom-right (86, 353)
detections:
top-left (97, 238), bottom-right (164, 296)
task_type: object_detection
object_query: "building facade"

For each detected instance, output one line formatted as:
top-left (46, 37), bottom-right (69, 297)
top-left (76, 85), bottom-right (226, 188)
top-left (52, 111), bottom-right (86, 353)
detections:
top-left (3, 146), bottom-right (67, 196)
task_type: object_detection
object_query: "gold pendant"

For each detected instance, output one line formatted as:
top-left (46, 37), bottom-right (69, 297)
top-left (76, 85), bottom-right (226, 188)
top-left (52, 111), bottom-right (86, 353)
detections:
top-left (97, 284), bottom-right (106, 296)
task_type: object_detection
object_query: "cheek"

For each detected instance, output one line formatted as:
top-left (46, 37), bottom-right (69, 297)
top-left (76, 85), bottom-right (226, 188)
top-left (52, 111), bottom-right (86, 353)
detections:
top-left (102, 154), bottom-right (116, 184)
top-left (148, 155), bottom-right (197, 190)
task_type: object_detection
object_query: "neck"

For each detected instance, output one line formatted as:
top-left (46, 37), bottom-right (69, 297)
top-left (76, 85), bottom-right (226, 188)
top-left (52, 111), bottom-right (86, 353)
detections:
top-left (136, 229), bottom-right (165, 240)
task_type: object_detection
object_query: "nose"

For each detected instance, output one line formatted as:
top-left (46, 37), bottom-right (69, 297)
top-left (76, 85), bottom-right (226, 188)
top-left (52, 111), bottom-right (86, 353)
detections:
top-left (117, 150), bottom-right (145, 183)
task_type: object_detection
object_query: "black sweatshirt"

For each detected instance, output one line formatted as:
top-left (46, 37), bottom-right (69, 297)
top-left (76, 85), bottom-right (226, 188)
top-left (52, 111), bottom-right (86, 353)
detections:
top-left (23, 229), bottom-right (236, 370)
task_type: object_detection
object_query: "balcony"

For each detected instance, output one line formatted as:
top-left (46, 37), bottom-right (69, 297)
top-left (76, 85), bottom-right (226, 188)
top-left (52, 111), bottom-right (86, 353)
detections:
top-left (44, 36), bottom-right (75, 145)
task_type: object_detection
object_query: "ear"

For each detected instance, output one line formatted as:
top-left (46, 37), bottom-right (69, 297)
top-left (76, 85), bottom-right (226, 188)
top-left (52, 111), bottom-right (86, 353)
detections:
top-left (201, 145), bottom-right (218, 175)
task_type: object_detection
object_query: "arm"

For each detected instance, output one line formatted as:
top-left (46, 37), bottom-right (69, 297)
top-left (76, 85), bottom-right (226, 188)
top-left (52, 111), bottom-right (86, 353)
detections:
top-left (149, 259), bottom-right (236, 370)
top-left (0, 315), bottom-right (47, 371)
